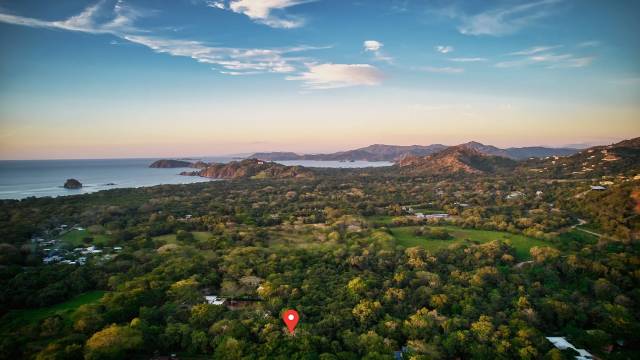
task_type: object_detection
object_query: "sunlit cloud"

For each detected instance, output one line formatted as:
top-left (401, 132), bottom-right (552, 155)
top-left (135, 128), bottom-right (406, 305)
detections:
top-left (286, 63), bottom-right (384, 89)
top-left (209, 0), bottom-right (314, 28)
top-left (363, 40), bottom-right (393, 63)
top-left (364, 40), bottom-right (383, 52)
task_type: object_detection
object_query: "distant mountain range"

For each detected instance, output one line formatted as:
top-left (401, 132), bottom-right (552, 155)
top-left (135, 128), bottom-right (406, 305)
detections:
top-left (398, 137), bottom-right (640, 176)
top-left (249, 142), bottom-right (579, 162)
top-left (150, 137), bottom-right (638, 178)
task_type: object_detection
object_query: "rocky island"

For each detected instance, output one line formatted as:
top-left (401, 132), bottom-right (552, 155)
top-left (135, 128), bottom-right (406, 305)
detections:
top-left (180, 159), bottom-right (314, 180)
top-left (63, 178), bottom-right (82, 189)
top-left (149, 159), bottom-right (194, 168)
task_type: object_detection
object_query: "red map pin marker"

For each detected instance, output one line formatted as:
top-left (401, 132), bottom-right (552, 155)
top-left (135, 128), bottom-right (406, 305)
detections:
top-left (282, 309), bottom-right (299, 334)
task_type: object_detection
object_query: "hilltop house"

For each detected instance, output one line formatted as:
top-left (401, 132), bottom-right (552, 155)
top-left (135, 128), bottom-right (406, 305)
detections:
top-left (546, 337), bottom-right (593, 360)
top-left (416, 213), bottom-right (450, 220)
top-left (507, 191), bottom-right (525, 199)
top-left (205, 295), bottom-right (226, 305)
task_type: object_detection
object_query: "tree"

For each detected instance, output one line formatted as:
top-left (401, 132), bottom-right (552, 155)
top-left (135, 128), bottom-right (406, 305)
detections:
top-left (346, 277), bottom-right (366, 298)
top-left (529, 246), bottom-right (560, 263)
top-left (85, 324), bottom-right (143, 360)
top-left (352, 300), bottom-right (382, 325)
top-left (213, 337), bottom-right (243, 360)
top-left (167, 277), bottom-right (201, 305)
top-left (470, 315), bottom-right (494, 342)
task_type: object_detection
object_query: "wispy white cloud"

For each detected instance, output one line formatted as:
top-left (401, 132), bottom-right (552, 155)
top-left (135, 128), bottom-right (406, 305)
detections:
top-left (207, 1), bottom-right (226, 10)
top-left (123, 35), bottom-right (312, 73)
top-left (449, 57), bottom-right (487, 62)
top-left (418, 66), bottom-right (464, 74)
top-left (0, 0), bottom-right (139, 34)
top-left (363, 40), bottom-right (393, 63)
top-left (545, 56), bottom-right (593, 68)
top-left (498, 43), bottom-right (595, 69)
top-left (435, 45), bottom-right (454, 54)
top-left (508, 45), bottom-right (562, 56)
top-left (577, 40), bottom-right (600, 48)
top-left (209, 0), bottom-right (313, 28)
top-left (452, 0), bottom-right (563, 36)
top-left (286, 63), bottom-right (384, 89)
top-left (0, 1), bottom-right (326, 77)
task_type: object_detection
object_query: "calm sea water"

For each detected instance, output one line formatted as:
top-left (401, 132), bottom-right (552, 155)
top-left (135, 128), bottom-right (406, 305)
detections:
top-left (0, 158), bottom-right (392, 200)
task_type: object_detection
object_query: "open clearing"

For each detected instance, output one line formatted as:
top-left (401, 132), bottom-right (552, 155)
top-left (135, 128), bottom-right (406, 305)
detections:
top-left (153, 231), bottom-right (214, 243)
top-left (61, 229), bottom-right (111, 247)
top-left (390, 225), bottom-right (553, 260)
top-left (0, 290), bottom-right (106, 333)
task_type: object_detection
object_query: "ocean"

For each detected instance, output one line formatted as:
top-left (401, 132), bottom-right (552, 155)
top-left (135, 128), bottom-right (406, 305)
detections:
top-left (0, 158), bottom-right (393, 200)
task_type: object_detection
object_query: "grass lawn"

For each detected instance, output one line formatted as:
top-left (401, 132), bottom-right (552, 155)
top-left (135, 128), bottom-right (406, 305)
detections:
top-left (367, 215), bottom-right (394, 225)
top-left (412, 209), bottom-right (447, 214)
top-left (153, 231), bottom-right (213, 243)
top-left (0, 290), bottom-right (106, 333)
top-left (391, 225), bottom-right (553, 260)
top-left (60, 229), bottom-right (111, 247)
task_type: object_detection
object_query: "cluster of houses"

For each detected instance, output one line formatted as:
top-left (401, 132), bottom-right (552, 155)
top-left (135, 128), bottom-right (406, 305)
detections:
top-left (34, 225), bottom-right (122, 266)
top-left (403, 206), bottom-right (452, 221)
top-left (415, 213), bottom-right (450, 220)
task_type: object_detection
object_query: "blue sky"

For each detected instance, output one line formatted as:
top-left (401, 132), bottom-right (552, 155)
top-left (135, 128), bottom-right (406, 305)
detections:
top-left (0, 0), bottom-right (639, 159)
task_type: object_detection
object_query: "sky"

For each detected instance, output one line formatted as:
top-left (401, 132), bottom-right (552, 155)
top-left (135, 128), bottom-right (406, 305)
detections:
top-left (0, 0), bottom-right (639, 159)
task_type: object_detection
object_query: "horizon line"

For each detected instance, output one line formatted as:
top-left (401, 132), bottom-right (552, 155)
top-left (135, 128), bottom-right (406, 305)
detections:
top-left (0, 138), bottom-right (626, 161)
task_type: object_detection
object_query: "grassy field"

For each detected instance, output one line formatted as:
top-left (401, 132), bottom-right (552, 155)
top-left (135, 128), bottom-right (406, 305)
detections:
top-left (367, 215), bottom-right (394, 225)
top-left (390, 225), bottom-right (552, 260)
top-left (412, 209), bottom-right (447, 214)
top-left (0, 290), bottom-right (106, 333)
top-left (153, 231), bottom-right (213, 243)
top-left (60, 229), bottom-right (111, 247)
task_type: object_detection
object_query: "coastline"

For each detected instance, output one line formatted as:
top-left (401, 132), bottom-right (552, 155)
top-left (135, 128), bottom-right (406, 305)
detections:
top-left (0, 158), bottom-right (392, 200)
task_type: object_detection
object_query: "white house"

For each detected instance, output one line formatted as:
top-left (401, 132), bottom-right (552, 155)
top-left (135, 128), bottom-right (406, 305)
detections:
top-left (43, 255), bottom-right (63, 264)
top-left (590, 185), bottom-right (606, 191)
top-left (546, 337), bottom-right (593, 360)
top-left (506, 191), bottom-right (525, 199)
top-left (205, 295), bottom-right (226, 305)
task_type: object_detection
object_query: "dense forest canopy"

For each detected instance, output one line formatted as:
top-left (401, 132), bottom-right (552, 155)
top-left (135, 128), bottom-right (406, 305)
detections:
top-left (0, 140), bottom-right (639, 360)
